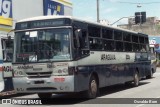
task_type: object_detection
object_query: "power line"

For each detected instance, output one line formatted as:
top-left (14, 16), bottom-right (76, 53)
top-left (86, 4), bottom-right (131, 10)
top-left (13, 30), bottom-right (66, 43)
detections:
top-left (118, 2), bottom-right (160, 4)
top-left (117, 1), bottom-right (160, 8)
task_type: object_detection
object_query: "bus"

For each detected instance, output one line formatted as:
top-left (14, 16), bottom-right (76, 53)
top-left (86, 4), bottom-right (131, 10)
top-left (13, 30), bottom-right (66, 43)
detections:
top-left (12, 16), bottom-right (151, 98)
top-left (0, 35), bottom-right (14, 93)
top-left (149, 44), bottom-right (157, 78)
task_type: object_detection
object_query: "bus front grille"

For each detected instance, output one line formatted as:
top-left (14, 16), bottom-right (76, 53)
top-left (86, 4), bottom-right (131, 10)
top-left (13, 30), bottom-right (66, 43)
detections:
top-left (26, 72), bottom-right (52, 78)
top-left (27, 87), bottom-right (57, 91)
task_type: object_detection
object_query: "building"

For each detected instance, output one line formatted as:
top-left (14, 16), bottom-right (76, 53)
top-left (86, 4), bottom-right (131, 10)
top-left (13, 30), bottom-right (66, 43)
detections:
top-left (0, 0), bottom-right (72, 34)
top-left (118, 17), bottom-right (160, 65)
top-left (118, 17), bottom-right (160, 35)
top-left (0, 0), bottom-right (72, 93)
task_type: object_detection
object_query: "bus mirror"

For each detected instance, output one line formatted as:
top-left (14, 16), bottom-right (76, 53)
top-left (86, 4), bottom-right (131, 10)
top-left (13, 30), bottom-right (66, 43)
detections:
top-left (7, 36), bottom-right (12, 45)
top-left (74, 29), bottom-right (82, 48)
top-left (8, 36), bottom-right (11, 41)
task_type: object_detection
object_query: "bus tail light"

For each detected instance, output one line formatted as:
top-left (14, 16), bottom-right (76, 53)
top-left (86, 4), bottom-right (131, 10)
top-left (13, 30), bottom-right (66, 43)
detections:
top-left (68, 67), bottom-right (78, 75)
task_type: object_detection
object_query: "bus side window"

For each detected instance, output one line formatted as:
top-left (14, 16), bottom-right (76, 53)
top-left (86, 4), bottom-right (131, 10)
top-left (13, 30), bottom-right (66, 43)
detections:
top-left (80, 30), bottom-right (88, 49)
top-left (89, 38), bottom-right (102, 50)
top-left (103, 40), bottom-right (114, 51)
top-left (115, 41), bottom-right (123, 51)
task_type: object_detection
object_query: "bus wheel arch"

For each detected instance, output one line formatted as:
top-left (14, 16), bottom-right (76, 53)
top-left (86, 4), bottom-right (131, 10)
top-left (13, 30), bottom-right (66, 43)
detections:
top-left (146, 68), bottom-right (153, 79)
top-left (92, 72), bottom-right (99, 88)
top-left (86, 72), bottom-right (99, 98)
top-left (37, 93), bottom-right (52, 98)
top-left (133, 69), bottom-right (139, 87)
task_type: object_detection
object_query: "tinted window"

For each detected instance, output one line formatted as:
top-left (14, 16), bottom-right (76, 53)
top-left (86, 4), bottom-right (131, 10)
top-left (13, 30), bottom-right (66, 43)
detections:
top-left (140, 44), bottom-right (147, 52)
top-left (132, 35), bottom-right (139, 43)
top-left (123, 33), bottom-right (131, 42)
top-left (89, 38), bottom-right (102, 50)
top-left (103, 40), bottom-right (115, 51)
top-left (139, 36), bottom-right (145, 43)
top-left (114, 31), bottom-right (122, 40)
top-left (88, 26), bottom-right (101, 37)
top-left (115, 41), bottom-right (123, 51)
top-left (124, 42), bottom-right (132, 51)
top-left (133, 43), bottom-right (140, 51)
top-left (145, 37), bottom-right (149, 44)
top-left (102, 28), bottom-right (113, 39)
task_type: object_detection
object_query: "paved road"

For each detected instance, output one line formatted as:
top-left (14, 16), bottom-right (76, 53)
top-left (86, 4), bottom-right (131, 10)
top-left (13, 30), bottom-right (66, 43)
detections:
top-left (1, 68), bottom-right (160, 107)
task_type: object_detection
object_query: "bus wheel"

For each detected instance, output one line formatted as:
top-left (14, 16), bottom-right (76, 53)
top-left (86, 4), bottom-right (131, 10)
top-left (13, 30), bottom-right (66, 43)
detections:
top-left (37, 93), bottom-right (52, 98)
top-left (146, 69), bottom-right (153, 79)
top-left (86, 75), bottom-right (98, 98)
top-left (133, 72), bottom-right (139, 87)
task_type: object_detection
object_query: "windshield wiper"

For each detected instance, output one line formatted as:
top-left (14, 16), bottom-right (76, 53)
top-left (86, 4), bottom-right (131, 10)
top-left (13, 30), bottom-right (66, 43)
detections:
top-left (21, 52), bottom-right (36, 65)
top-left (39, 43), bottom-right (54, 62)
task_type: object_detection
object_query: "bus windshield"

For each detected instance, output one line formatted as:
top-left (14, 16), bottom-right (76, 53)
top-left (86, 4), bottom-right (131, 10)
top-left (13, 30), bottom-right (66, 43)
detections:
top-left (14, 28), bottom-right (71, 63)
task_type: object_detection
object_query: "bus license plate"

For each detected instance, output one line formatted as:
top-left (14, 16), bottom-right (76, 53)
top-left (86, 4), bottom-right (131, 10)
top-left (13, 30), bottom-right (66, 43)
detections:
top-left (34, 80), bottom-right (44, 84)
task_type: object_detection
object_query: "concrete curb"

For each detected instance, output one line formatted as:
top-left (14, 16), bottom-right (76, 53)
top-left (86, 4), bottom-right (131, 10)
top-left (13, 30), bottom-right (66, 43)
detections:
top-left (0, 90), bottom-right (16, 96)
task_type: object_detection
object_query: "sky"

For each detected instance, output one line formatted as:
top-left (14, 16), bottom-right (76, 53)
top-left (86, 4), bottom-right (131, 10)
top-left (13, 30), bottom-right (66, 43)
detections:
top-left (71, 0), bottom-right (160, 26)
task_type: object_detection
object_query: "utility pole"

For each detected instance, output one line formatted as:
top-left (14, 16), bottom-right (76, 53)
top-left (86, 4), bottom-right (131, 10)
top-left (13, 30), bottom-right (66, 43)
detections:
top-left (97, 0), bottom-right (100, 22)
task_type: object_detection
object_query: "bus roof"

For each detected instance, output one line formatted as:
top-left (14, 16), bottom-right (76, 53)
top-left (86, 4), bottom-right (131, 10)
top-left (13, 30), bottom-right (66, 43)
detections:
top-left (17, 15), bottom-right (146, 35)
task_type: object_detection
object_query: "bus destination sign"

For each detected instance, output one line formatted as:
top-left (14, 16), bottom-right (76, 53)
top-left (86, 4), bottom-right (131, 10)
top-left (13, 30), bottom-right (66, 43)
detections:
top-left (15, 18), bottom-right (71, 30)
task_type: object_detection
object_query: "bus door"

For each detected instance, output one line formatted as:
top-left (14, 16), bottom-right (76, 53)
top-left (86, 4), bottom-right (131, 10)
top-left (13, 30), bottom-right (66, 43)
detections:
top-left (1, 38), bottom-right (14, 91)
top-left (0, 62), bottom-right (4, 92)
top-left (2, 39), bottom-right (13, 77)
top-left (0, 38), bottom-right (4, 92)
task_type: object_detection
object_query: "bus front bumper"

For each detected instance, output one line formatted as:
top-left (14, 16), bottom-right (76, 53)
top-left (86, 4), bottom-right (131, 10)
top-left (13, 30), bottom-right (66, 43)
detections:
top-left (13, 76), bottom-right (74, 93)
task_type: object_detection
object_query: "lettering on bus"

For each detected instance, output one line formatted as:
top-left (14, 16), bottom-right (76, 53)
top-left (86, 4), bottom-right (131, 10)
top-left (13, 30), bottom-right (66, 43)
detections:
top-left (101, 54), bottom-right (116, 60)
top-left (17, 65), bottom-right (33, 69)
top-left (47, 64), bottom-right (56, 68)
top-left (2, 66), bottom-right (13, 72)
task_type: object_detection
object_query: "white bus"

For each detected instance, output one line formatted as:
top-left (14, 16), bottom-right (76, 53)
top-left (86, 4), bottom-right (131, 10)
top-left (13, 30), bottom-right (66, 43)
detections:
top-left (12, 16), bottom-right (152, 98)
top-left (0, 35), bottom-right (14, 93)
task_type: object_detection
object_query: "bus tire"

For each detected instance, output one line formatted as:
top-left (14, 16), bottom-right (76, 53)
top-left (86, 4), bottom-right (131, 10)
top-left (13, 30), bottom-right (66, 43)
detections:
top-left (86, 75), bottom-right (98, 98)
top-left (133, 71), bottom-right (139, 87)
top-left (37, 93), bottom-right (52, 98)
top-left (146, 69), bottom-right (153, 79)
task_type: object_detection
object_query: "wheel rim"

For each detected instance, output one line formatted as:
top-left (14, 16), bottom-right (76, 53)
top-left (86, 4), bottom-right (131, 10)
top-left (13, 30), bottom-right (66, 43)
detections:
top-left (90, 80), bottom-right (97, 96)
top-left (134, 73), bottom-right (139, 85)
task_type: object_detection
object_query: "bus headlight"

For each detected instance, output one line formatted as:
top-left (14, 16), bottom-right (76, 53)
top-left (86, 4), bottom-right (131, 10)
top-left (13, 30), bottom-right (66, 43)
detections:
top-left (62, 68), bottom-right (68, 73)
top-left (55, 68), bottom-right (68, 75)
top-left (13, 70), bottom-right (25, 77)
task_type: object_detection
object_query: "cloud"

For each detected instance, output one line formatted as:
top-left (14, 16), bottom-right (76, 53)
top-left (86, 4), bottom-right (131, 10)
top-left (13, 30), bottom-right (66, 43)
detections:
top-left (83, 16), bottom-right (95, 22)
top-left (103, 7), bottom-right (118, 13)
top-left (108, 0), bottom-right (121, 2)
